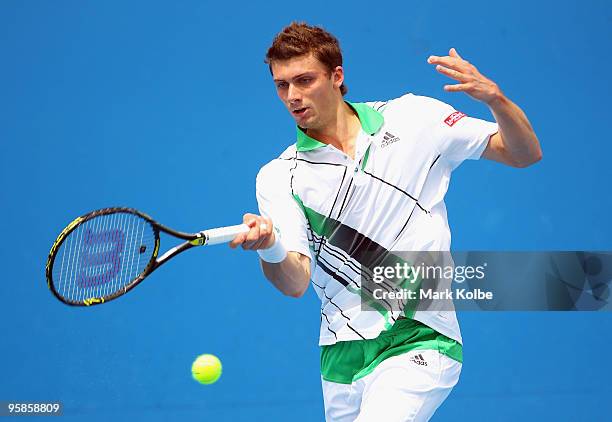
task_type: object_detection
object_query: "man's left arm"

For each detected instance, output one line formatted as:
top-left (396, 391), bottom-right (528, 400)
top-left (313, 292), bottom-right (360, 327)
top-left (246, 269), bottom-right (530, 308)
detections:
top-left (428, 48), bottom-right (542, 168)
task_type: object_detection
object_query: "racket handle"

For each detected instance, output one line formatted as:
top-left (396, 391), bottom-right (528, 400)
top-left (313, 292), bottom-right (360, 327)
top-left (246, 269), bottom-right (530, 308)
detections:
top-left (202, 224), bottom-right (250, 245)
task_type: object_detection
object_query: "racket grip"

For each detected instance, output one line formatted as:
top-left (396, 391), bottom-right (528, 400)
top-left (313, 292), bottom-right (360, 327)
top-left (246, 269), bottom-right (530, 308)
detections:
top-left (203, 224), bottom-right (250, 245)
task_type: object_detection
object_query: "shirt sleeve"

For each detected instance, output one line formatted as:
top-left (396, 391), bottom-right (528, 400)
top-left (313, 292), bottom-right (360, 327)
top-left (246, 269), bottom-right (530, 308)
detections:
top-left (256, 160), bottom-right (312, 260)
top-left (434, 100), bottom-right (499, 168)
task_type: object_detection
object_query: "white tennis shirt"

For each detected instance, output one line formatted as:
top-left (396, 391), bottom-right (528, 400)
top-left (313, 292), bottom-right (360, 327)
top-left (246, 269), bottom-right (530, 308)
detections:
top-left (256, 93), bottom-right (498, 346)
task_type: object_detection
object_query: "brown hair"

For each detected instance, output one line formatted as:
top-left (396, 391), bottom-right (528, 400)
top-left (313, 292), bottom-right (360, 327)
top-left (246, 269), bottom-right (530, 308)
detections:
top-left (265, 22), bottom-right (348, 96)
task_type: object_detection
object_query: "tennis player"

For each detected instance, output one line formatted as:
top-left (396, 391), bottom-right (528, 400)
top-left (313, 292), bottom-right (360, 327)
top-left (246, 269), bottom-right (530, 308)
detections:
top-left (230, 22), bottom-right (541, 421)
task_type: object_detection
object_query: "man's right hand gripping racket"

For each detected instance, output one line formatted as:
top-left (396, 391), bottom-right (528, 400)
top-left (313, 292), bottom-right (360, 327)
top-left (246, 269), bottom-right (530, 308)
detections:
top-left (46, 207), bottom-right (250, 306)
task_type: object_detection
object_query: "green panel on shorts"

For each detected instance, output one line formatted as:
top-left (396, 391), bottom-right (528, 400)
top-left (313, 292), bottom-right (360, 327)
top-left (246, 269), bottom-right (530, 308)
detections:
top-left (320, 318), bottom-right (462, 384)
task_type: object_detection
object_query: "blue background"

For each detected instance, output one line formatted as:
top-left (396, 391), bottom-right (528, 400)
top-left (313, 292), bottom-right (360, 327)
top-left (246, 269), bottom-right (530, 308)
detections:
top-left (1, 1), bottom-right (611, 420)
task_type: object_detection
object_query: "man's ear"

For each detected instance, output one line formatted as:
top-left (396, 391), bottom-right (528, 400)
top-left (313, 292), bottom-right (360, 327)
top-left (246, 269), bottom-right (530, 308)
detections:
top-left (332, 66), bottom-right (344, 89)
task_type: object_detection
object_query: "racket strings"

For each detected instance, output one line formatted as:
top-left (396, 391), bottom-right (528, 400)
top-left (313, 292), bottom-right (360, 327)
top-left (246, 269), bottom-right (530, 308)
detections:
top-left (52, 212), bottom-right (156, 303)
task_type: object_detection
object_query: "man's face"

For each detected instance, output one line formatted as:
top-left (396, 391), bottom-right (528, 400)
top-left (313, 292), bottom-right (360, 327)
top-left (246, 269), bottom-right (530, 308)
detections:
top-left (271, 54), bottom-right (343, 130)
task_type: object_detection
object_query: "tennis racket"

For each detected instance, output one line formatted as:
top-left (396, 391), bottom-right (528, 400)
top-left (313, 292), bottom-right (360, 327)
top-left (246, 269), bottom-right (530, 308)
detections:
top-left (46, 207), bottom-right (250, 306)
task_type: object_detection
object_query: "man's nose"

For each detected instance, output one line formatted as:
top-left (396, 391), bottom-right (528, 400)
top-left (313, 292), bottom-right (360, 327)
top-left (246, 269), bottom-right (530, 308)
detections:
top-left (287, 84), bottom-right (301, 103)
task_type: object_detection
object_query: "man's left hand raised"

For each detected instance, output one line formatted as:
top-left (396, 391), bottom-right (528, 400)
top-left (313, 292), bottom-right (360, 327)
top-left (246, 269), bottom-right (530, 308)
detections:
top-left (428, 48), bottom-right (502, 105)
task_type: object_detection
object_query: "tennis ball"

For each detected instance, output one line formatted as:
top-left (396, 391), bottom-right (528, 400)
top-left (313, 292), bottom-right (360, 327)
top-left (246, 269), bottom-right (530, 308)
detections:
top-left (191, 354), bottom-right (222, 384)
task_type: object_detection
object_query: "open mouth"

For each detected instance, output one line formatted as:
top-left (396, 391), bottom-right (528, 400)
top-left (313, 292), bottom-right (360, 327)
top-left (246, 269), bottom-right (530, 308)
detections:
top-left (292, 107), bottom-right (308, 117)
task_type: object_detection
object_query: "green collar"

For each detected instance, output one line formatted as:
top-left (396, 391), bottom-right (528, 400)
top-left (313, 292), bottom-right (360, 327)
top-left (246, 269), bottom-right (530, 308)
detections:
top-left (296, 101), bottom-right (384, 152)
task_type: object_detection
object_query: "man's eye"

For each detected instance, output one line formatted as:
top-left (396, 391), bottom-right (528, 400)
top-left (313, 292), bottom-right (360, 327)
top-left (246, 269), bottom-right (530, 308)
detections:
top-left (300, 78), bottom-right (313, 84)
top-left (276, 82), bottom-right (288, 89)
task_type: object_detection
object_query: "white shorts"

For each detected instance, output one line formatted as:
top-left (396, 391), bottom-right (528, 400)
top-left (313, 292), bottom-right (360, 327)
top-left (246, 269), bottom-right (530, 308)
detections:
top-left (321, 349), bottom-right (461, 422)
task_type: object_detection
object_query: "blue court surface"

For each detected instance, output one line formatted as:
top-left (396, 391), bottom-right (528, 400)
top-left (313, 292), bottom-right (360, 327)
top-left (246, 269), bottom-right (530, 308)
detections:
top-left (1, 1), bottom-right (611, 421)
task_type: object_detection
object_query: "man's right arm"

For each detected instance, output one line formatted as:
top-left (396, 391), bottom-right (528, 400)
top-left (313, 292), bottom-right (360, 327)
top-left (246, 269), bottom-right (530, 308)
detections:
top-left (261, 251), bottom-right (311, 298)
top-left (229, 213), bottom-right (311, 298)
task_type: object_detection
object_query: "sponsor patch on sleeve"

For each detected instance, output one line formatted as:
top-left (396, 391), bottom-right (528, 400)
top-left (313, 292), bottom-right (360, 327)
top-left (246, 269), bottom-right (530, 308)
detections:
top-left (444, 111), bottom-right (466, 127)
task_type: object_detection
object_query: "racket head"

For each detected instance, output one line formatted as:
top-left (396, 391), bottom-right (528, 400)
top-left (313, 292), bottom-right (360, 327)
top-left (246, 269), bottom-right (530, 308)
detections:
top-left (46, 208), bottom-right (160, 306)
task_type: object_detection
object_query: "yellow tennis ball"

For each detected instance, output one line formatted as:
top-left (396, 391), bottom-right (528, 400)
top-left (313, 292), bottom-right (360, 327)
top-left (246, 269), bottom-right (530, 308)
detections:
top-left (191, 354), bottom-right (222, 384)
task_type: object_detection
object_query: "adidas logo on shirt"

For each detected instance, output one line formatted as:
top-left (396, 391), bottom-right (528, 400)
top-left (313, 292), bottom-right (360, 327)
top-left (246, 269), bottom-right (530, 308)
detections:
top-left (381, 131), bottom-right (400, 148)
top-left (409, 353), bottom-right (428, 366)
